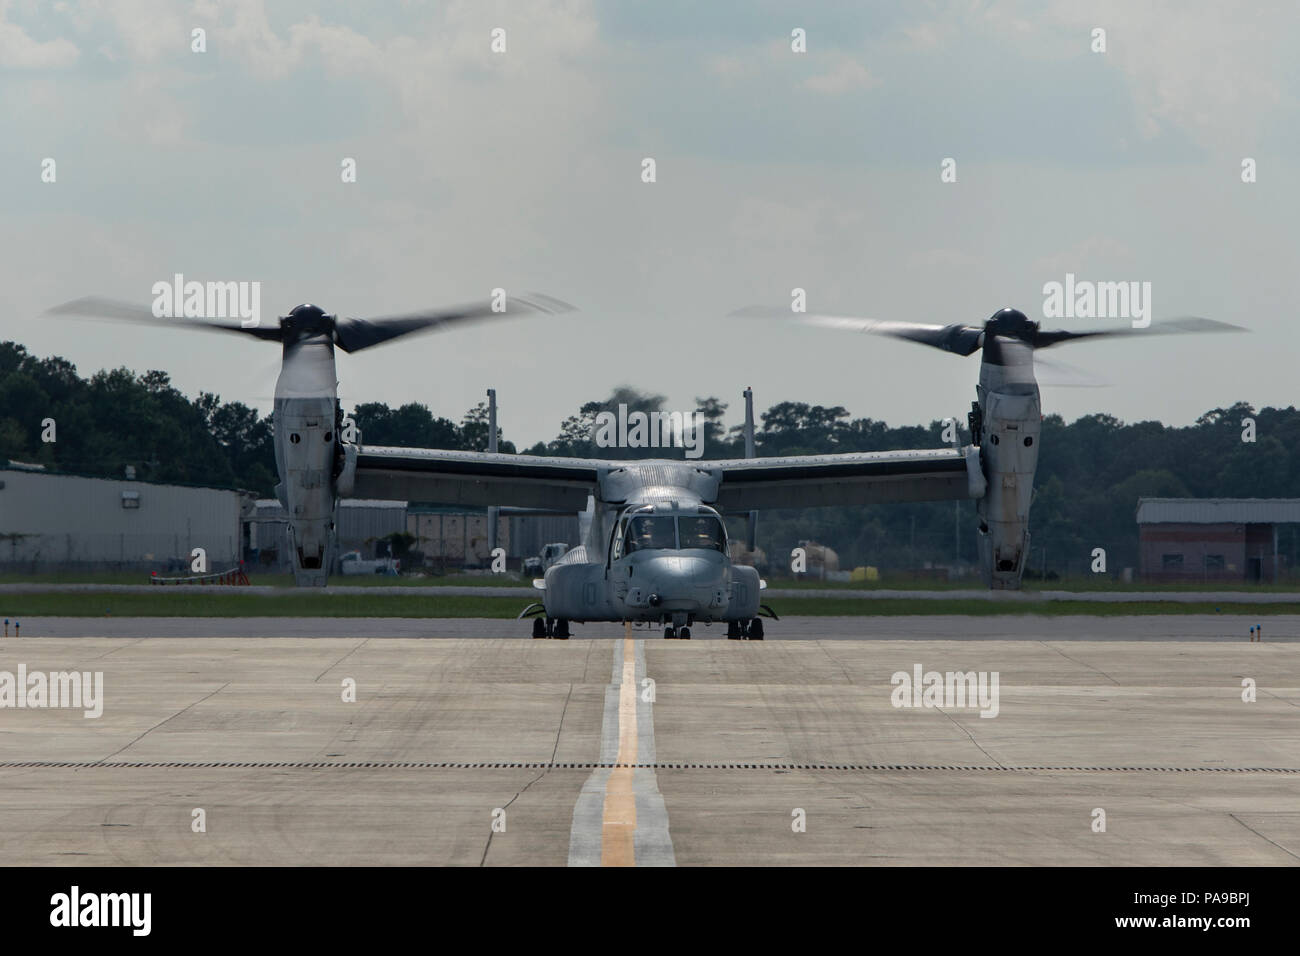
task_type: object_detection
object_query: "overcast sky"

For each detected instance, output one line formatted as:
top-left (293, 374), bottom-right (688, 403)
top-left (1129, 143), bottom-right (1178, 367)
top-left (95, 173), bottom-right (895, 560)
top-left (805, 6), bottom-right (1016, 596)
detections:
top-left (3, 0), bottom-right (1297, 448)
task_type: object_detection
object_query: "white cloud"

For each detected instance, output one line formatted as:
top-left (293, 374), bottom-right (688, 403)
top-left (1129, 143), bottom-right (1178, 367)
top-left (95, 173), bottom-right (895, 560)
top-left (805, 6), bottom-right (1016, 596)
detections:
top-left (1047, 0), bottom-right (1289, 150)
top-left (0, 0), bottom-right (78, 68)
top-left (802, 56), bottom-right (878, 94)
top-left (706, 53), bottom-right (746, 81)
top-left (1033, 236), bottom-right (1136, 277)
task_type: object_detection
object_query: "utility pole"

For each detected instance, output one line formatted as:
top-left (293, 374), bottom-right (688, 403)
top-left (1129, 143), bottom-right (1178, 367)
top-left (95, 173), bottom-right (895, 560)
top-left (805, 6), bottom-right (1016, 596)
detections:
top-left (950, 420), bottom-right (960, 570)
top-left (744, 386), bottom-right (757, 552)
top-left (487, 388), bottom-right (498, 560)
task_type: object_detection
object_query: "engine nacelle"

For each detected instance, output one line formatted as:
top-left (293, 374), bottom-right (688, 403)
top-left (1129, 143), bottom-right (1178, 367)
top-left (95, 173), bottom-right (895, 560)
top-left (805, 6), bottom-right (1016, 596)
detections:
top-left (975, 389), bottom-right (1040, 589)
top-left (275, 397), bottom-right (338, 587)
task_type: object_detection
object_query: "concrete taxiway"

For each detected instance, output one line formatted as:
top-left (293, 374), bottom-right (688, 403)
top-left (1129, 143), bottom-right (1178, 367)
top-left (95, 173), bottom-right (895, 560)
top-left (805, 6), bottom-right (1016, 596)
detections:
top-left (0, 619), bottom-right (1296, 866)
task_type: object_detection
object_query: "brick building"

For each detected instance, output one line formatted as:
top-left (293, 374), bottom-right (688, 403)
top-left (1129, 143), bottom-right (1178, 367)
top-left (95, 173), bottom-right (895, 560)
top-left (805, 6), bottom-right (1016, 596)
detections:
top-left (1136, 498), bottom-right (1300, 583)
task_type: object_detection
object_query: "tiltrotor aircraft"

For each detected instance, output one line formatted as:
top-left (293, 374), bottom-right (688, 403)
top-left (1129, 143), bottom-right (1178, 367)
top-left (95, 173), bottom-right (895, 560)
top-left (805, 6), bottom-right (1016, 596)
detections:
top-left (50, 295), bottom-right (1236, 639)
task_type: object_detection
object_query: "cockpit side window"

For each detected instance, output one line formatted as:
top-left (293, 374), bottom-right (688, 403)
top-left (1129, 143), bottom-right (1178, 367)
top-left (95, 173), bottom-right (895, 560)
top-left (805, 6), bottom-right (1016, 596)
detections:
top-left (624, 515), bottom-right (677, 553)
top-left (678, 515), bottom-right (726, 552)
top-left (611, 516), bottom-right (628, 563)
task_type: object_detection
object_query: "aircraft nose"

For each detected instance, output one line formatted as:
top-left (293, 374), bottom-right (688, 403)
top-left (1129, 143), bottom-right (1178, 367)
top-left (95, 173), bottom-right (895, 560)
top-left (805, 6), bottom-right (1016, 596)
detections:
top-left (639, 555), bottom-right (727, 609)
top-left (646, 554), bottom-right (714, 581)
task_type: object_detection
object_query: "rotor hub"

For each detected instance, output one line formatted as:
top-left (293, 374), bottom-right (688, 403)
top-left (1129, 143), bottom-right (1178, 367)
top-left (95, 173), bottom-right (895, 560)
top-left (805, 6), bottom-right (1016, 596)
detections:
top-left (986, 307), bottom-right (1037, 341)
top-left (283, 303), bottom-right (334, 337)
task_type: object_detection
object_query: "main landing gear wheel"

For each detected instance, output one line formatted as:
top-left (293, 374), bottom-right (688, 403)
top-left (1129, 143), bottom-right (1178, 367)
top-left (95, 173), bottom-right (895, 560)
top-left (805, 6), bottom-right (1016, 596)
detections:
top-left (664, 626), bottom-right (675, 639)
top-left (746, 619), bottom-right (764, 640)
top-left (532, 618), bottom-right (546, 639)
top-left (727, 621), bottom-right (743, 640)
top-left (554, 619), bottom-right (570, 640)
top-left (678, 626), bottom-right (691, 640)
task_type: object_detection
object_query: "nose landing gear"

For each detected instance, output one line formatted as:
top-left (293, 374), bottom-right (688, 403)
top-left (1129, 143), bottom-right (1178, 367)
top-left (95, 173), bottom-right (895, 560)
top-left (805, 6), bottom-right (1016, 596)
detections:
top-left (662, 612), bottom-right (692, 639)
top-left (726, 618), bottom-right (764, 640)
top-left (531, 617), bottom-right (570, 639)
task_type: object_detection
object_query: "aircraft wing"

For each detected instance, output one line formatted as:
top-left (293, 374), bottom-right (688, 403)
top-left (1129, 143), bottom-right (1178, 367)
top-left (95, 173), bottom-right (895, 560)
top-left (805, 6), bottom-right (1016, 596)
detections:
top-left (352, 446), bottom-right (606, 511)
top-left (353, 444), bottom-right (985, 512)
top-left (708, 446), bottom-right (985, 511)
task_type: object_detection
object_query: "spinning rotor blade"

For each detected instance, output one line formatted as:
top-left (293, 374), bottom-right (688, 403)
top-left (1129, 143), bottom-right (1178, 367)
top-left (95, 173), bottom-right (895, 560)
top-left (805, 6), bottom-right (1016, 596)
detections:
top-left (1033, 354), bottom-right (1110, 388)
top-left (731, 305), bottom-right (984, 355)
top-left (735, 304), bottom-right (1243, 356)
top-left (46, 296), bottom-right (283, 341)
top-left (334, 292), bottom-right (575, 353)
top-left (1032, 316), bottom-right (1244, 348)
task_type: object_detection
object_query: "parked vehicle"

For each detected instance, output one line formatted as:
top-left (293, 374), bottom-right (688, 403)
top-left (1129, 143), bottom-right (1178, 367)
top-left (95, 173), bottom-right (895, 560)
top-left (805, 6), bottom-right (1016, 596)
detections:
top-left (338, 550), bottom-right (400, 576)
top-left (523, 542), bottom-right (570, 577)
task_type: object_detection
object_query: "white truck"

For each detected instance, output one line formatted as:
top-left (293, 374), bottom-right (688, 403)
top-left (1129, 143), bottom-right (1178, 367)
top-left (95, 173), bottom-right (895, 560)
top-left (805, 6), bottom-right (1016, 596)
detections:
top-left (338, 550), bottom-right (400, 576)
top-left (522, 542), bottom-right (570, 577)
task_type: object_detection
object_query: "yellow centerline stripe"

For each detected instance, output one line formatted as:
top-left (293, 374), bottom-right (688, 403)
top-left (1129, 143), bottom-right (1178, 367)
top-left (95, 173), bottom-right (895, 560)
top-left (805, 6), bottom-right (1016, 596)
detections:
top-left (601, 626), bottom-right (638, 866)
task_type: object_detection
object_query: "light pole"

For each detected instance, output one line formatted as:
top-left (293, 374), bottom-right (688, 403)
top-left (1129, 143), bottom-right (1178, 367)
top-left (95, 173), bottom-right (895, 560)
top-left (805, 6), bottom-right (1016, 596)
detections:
top-left (487, 388), bottom-right (498, 560)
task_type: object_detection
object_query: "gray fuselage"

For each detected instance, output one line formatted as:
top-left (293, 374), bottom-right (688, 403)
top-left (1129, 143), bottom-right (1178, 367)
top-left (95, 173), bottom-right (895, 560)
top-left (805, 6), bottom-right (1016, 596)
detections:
top-left (539, 486), bottom-right (761, 628)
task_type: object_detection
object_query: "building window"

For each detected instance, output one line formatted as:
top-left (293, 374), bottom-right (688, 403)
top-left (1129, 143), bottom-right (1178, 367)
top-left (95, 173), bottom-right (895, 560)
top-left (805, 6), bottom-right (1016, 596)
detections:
top-left (1205, 554), bottom-right (1226, 571)
top-left (1161, 553), bottom-right (1183, 570)
top-left (121, 491), bottom-right (141, 509)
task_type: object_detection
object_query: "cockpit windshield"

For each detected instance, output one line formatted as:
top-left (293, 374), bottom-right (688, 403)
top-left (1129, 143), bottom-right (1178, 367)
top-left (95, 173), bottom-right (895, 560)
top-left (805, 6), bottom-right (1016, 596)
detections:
top-left (620, 510), bottom-right (727, 555)
top-left (678, 515), bottom-right (726, 552)
top-left (625, 515), bottom-right (677, 553)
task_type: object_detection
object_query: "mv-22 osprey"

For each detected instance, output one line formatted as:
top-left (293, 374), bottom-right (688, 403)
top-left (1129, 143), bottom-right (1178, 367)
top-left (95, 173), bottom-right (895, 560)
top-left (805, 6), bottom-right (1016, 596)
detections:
top-left (51, 296), bottom-right (1235, 639)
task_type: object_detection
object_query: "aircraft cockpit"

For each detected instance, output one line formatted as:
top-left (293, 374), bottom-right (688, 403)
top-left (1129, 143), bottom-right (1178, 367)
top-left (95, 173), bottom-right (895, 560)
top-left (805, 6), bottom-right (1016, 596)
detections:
top-left (611, 502), bottom-right (727, 561)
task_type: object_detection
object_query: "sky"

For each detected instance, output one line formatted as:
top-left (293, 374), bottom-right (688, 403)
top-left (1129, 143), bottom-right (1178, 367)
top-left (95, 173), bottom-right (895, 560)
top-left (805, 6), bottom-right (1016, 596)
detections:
top-left (2, 0), bottom-right (1297, 448)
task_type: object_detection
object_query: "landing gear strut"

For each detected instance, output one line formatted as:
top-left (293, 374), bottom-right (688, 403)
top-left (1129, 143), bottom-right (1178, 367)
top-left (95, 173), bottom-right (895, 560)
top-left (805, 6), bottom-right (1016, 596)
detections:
top-left (532, 617), bottom-right (570, 639)
top-left (727, 618), bottom-right (764, 640)
top-left (662, 612), bottom-right (691, 639)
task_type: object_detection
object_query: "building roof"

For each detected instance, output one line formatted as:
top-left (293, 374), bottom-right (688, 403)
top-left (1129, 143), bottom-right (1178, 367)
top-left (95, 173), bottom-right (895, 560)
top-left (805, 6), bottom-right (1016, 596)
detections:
top-left (407, 502), bottom-right (488, 515)
top-left (253, 498), bottom-right (408, 515)
top-left (2, 463), bottom-right (250, 496)
top-left (1137, 498), bottom-right (1300, 525)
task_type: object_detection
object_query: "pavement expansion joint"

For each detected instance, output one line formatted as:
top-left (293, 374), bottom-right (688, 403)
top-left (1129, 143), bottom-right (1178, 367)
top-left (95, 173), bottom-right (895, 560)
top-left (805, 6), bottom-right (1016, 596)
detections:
top-left (2, 761), bottom-right (1297, 773)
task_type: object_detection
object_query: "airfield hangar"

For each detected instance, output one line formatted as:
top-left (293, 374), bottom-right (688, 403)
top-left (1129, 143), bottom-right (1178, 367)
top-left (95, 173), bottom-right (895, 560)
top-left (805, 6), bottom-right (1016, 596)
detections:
top-left (1136, 498), bottom-right (1300, 583)
top-left (248, 500), bottom-right (578, 572)
top-left (0, 462), bottom-right (580, 575)
top-left (0, 463), bottom-right (249, 573)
